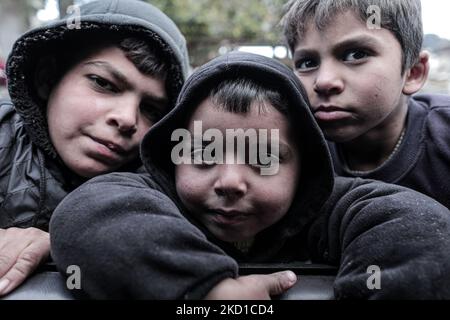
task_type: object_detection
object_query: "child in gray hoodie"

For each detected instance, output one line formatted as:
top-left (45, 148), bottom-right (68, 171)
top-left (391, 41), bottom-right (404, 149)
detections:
top-left (0, 0), bottom-right (189, 296)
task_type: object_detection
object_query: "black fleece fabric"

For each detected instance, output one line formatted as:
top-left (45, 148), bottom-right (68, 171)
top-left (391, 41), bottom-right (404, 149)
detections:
top-left (329, 93), bottom-right (450, 209)
top-left (1, 0), bottom-right (189, 228)
top-left (50, 52), bottom-right (450, 299)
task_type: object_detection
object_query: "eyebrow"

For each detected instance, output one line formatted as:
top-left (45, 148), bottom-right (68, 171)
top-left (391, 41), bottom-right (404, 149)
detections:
top-left (332, 35), bottom-right (380, 53)
top-left (241, 139), bottom-right (294, 157)
top-left (84, 61), bottom-right (130, 86)
top-left (190, 136), bottom-right (293, 152)
top-left (294, 35), bottom-right (381, 59)
top-left (83, 61), bottom-right (168, 105)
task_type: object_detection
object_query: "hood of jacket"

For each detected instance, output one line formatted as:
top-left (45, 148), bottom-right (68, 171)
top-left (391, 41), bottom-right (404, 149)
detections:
top-left (6, 0), bottom-right (189, 158)
top-left (141, 52), bottom-right (334, 259)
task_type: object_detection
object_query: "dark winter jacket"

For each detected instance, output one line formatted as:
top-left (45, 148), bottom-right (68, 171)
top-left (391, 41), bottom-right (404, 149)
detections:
top-left (329, 94), bottom-right (450, 209)
top-left (50, 52), bottom-right (450, 299)
top-left (0, 102), bottom-right (73, 229)
top-left (1, 0), bottom-right (189, 229)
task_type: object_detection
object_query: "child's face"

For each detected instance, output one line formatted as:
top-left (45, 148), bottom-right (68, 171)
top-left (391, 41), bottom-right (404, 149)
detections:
top-left (292, 10), bottom-right (409, 143)
top-left (175, 98), bottom-right (300, 243)
top-left (47, 45), bottom-right (167, 177)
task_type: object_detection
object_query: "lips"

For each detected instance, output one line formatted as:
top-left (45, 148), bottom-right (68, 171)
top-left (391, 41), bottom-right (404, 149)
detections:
top-left (209, 209), bottom-right (251, 225)
top-left (90, 136), bottom-right (128, 155)
top-left (88, 136), bottom-right (131, 164)
top-left (313, 105), bottom-right (353, 122)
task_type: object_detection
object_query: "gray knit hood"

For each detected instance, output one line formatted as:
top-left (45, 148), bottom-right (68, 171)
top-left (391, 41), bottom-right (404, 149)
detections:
top-left (141, 52), bottom-right (335, 259)
top-left (6, 0), bottom-right (189, 158)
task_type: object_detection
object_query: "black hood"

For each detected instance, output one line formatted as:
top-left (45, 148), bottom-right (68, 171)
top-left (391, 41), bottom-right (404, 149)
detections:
top-left (6, 0), bottom-right (189, 158)
top-left (141, 52), bottom-right (334, 255)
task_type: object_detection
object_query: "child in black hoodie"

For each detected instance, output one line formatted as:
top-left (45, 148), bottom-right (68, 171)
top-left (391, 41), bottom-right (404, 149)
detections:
top-left (51, 52), bottom-right (450, 299)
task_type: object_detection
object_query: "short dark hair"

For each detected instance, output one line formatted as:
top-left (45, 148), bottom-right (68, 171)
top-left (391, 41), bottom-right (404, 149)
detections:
top-left (209, 78), bottom-right (288, 116)
top-left (118, 37), bottom-right (167, 78)
top-left (53, 33), bottom-right (167, 83)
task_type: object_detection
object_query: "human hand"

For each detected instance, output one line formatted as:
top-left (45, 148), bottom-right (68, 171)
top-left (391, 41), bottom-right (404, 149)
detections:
top-left (205, 270), bottom-right (297, 300)
top-left (0, 227), bottom-right (50, 296)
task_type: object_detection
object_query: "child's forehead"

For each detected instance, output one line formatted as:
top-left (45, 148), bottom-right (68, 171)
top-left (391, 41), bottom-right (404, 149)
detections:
top-left (300, 9), bottom-right (367, 38)
top-left (192, 97), bottom-right (284, 119)
top-left (185, 97), bottom-right (294, 134)
top-left (295, 10), bottom-right (394, 48)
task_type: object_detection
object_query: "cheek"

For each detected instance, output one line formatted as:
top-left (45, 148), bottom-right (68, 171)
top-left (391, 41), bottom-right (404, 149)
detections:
top-left (256, 168), bottom-right (299, 221)
top-left (255, 188), bottom-right (293, 226)
top-left (47, 95), bottom-right (74, 143)
top-left (296, 75), bottom-right (315, 101)
top-left (175, 166), bottom-right (209, 208)
top-left (133, 125), bottom-right (151, 146)
top-left (358, 70), bottom-right (402, 106)
top-left (47, 86), bottom-right (95, 137)
top-left (350, 75), bottom-right (392, 117)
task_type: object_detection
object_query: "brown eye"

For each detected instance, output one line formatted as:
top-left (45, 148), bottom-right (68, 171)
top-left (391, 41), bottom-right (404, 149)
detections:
top-left (295, 58), bottom-right (318, 71)
top-left (191, 148), bottom-right (216, 166)
top-left (250, 153), bottom-right (280, 169)
top-left (88, 75), bottom-right (118, 93)
top-left (343, 50), bottom-right (369, 62)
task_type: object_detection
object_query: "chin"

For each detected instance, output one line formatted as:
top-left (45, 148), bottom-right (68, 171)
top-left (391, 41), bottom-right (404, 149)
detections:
top-left (222, 233), bottom-right (253, 243)
top-left (69, 162), bottom-right (113, 178)
top-left (213, 232), bottom-right (240, 243)
top-left (323, 128), bottom-right (361, 144)
top-left (325, 135), bottom-right (351, 144)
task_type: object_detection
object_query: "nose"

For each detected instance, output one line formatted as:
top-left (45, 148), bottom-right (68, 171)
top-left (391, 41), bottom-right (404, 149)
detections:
top-left (313, 63), bottom-right (344, 97)
top-left (213, 165), bottom-right (248, 200)
top-left (106, 95), bottom-right (139, 136)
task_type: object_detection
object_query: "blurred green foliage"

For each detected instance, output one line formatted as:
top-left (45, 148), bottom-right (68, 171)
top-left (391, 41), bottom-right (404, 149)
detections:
top-left (147, 0), bottom-right (287, 66)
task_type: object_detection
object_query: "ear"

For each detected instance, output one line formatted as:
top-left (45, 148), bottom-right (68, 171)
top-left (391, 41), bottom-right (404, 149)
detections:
top-left (402, 51), bottom-right (430, 95)
top-left (35, 56), bottom-right (58, 100)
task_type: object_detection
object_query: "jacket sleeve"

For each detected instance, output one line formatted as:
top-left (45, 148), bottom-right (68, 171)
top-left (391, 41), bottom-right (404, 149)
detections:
top-left (324, 177), bottom-right (450, 299)
top-left (49, 172), bottom-right (238, 299)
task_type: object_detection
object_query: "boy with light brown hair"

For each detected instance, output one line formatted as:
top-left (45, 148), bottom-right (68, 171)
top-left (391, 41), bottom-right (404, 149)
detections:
top-left (282, 0), bottom-right (450, 209)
